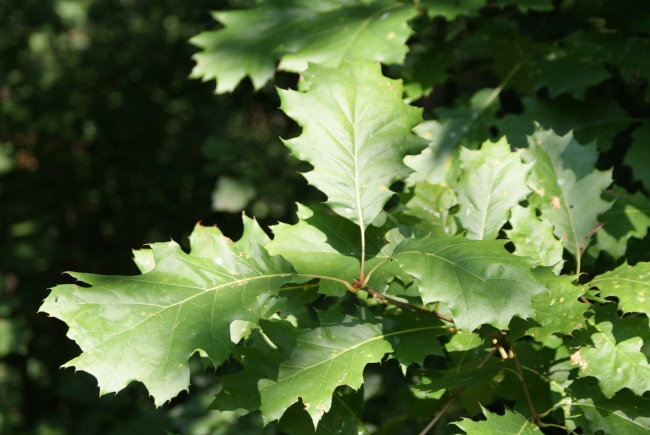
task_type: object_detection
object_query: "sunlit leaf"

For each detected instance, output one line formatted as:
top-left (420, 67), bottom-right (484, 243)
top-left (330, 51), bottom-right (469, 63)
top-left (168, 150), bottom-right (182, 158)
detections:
top-left (391, 236), bottom-right (545, 330)
top-left (453, 405), bottom-right (544, 434)
top-left (190, 1), bottom-right (418, 93)
top-left (505, 205), bottom-right (564, 272)
top-left (523, 129), bottom-right (613, 270)
top-left (280, 61), bottom-right (428, 228)
top-left (455, 138), bottom-right (533, 240)
top-left (590, 262), bottom-right (650, 315)
top-left (39, 219), bottom-right (295, 406)
top-left (571, 307), bottom-right (650, 397)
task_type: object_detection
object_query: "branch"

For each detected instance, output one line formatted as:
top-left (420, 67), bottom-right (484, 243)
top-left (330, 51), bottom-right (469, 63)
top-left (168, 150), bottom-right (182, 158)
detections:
top-left (511, 344), bottom-right (541, 424)
top-left (418, 347), bottom-right (497, 435)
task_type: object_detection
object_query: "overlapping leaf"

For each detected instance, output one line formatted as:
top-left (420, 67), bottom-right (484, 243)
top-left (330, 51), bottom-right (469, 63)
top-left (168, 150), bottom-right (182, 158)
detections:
top-left (453, 406), bottom-right (544, 434)
top-left (563, 380), bottom-right (650, 435)
top-left (39, 219), bottom-right (295, 406)
top-left (420, 0), bottom-right (484, 19)
top-left (510, 268), bottom-right (587, 343)
top-left (190, 1), bottom-right (418, 93)
top-left (390, 236), bottom-right (546, 330)
top-left (211, 313), bottom-right (393, 427)
top-left (590, 262), bottom-right (650, 315)
top-left (404, 181), bottom-right (458, 235)
top-left (571, 308), bottom-right (650, 397)
top-left (505, 205), bottom-right (564, 272)
top-left (405, 88), bottom-right (500, 185)
top-left (587, 188), bottom-right (650, 260)
top-left (625, 122), bottom-right (650, 188)
top-left (523, 129), bottom-right (613, 269)
top-left (280, 61), bottom-right (428, 228)
top-left (455, 138), bottom-right (533, 240)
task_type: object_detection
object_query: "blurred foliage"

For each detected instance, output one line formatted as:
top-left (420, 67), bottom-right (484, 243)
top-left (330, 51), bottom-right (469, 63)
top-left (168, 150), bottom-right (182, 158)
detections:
top-left (0, 0), bottom-right (309, 433)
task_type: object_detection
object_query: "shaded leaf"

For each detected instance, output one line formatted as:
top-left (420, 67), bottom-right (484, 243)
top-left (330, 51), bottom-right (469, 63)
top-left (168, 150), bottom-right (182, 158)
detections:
top-left (384, 310), bottom-right (446, 366)
top-left (404, 181), bottom-right (458, 236)
top-left (406, 88), bottom-right (500, 185)
top-left (587, 188), bottom-right (650, 260)
top-left (418, 366), bottom-right (502, 393)
top-left (190, 1), bottom-right (418, 93)
top-left (391, 236), bottom-right (545, 330)
top-left (211, 313), bottom-right (393, 427)
top-left (39, 219), bottom-right (295, 406)
top-left (625, 122), bottom-right (650, 189)
top-left (505, 205), bottom-right (564, 272)
top-left (453, 405), bottom-right (544, 434)
top-left (280, 61), bottom-right (428, 228)
top-left (456, 138), bottom-right (533, 240)
top-left (420, 0), bottom-right (484, 20)
top-left (523, 129), bottom-right (613, 269)
top-left (563, 379), bottom-right (650, 435)
top-left (590, 262), bottom-right (650, 315)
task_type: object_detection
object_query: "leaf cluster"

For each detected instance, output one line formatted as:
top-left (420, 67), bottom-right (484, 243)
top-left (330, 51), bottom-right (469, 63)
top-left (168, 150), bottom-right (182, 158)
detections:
top-left (41, 0), bottom-right (650, 433)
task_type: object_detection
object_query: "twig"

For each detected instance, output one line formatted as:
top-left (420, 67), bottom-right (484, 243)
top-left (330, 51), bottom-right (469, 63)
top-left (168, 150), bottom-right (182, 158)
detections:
top-left (418, 348), bottom-right (497, 435)
top-left (362, 287), bottom-right (454, 324)
top-left (511, 344), bottom-right (541, 424)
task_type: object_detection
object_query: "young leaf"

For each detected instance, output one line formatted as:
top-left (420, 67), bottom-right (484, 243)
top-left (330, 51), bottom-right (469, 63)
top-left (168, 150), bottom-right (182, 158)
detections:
top-left (523, 129), bottom-right (613, 272)
top-left (39, 219), bottom-right (295, 406)
top-left (211, 313), bottom-right (393, 427)
top-left (590, 262), bottom-right (650, 315)
top-left (572, 308), bottom-right (650, 397)
top-left (391, 236), bottom-right (546, 331)
top-left (453, 405), bottom-right (544, 434)
top-left (505, 204), bottom-right (564, 272)
top-left (455, 138), bottom-right (533, 240)
top-left (279, 61), bottom-right (428, 228)
top-left (190, 1), bottom-right (418, 93)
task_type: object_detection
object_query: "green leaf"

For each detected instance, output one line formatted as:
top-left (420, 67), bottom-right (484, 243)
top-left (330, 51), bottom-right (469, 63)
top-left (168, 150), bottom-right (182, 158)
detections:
top-left (529, 31), bottom-right (612, 99)
top-left (523, 129), bottom-right (613, 269)
top-left (384, 310), bottom-right (446, 366)
top-left (571, 308), bottom-right (650, 398)
top-left (587, 188), bottom-right (650, 260)
top-left (38, 219), bottom-right (295, 406)
top-left (418, 366), bottom-right (502, 393)
top-left (455, 138), bottom-right (533, 240)
top-left (498, 96), bottom-right (630, 151)
top-left (211, 312), bottom-right (393, 427)
top-left (494, 0), bottom-right (553, 11)
top-left (190, 1), bottom-right (418, 93)
top-left (404, 181), bottom-right (458, 236)
top-left (590, 262), bottom-right (650, 315)
top-left (266, 203), bottom-right (395, 295)
top-left (505, 205), bottom-right (564, 272)
top-left (267, 204), bottom-right (360, 295)
top-left (510, 268), bottom-right (588, 343)
top-left (391, 236), bottom-right (546, 330)
top-left (625, 122), bottom-right (650, 189)
top-left (453, 405), bottom-right (544, 434)
top-left (279, 61), bottom-right (428, 228)
top-left (420, 0), bottom-right (484, 20)
top-left (563, 379), bottom-right (650, 435)
top-left (405, 88), bottom-right (500, 185)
